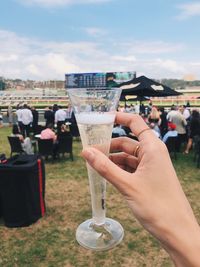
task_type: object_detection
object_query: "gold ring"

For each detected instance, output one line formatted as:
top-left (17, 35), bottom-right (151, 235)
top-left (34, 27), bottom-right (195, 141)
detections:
top-left (133, 145), bottom-right (140, 157)
top-left (137, 127), bottom-right (151, 139)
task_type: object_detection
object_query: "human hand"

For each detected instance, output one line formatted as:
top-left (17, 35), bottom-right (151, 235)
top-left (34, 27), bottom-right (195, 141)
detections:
top-left (81, 112), bottom-right (200, 266)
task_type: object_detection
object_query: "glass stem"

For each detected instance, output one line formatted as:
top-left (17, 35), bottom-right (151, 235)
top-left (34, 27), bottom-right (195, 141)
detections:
top-left (87, 164), bottom-right (106, 226)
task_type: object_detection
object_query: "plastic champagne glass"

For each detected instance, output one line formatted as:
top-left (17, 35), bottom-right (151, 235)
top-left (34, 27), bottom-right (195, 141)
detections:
top-left (67, 88), bottom-right (124, 251)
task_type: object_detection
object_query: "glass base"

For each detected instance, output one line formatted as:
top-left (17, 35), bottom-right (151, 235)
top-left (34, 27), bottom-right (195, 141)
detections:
top-left (76, 218), bottom-right (124, 251)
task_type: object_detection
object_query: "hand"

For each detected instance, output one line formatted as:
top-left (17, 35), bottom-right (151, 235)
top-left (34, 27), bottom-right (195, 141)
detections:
top-left (81, 112), bottom-right (200, 266)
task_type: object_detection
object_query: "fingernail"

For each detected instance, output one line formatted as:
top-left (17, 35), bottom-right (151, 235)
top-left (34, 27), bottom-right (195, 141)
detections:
top-left (81, 148), bottom-right (95, 163)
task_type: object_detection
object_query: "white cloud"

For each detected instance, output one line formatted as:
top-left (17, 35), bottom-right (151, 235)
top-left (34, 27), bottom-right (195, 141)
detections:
top-left (119, 41), bottom-right (185, 54)
top-left (16, 0), bottom-right (112, 8)
top-left (84, 27), bottom-right (107, 38)
top-left (189, 62), bottom-right (200, 66)
top-left (176, 2), bottom-right (200, 19)
top-left (0, 29), bottom-right (200, 80)
top-left (0, 54), bottom-right (18, 62)
top-left (111, 55), bottom-right (136, 62)
top-left (150, 59), bottom-right (186, 73)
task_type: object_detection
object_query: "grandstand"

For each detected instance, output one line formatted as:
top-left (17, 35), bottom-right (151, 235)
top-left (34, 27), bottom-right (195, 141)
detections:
top-left (0, 87), bottom-right (200, 109)
top-left (0, 88), bottom-right (68, 108)
top-left (151, 87), bottom-right (200, 107)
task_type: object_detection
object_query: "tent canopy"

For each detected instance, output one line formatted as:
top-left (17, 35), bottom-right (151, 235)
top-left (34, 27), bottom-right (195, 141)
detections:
top-left (119, 75), bottom-right (182, 97)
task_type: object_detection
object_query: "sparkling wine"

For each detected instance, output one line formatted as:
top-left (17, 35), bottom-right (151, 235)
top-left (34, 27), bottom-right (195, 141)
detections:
top-left (76, 113), bottom-right (115, 225)
top-left (68, 88), bottom-right (124, 251)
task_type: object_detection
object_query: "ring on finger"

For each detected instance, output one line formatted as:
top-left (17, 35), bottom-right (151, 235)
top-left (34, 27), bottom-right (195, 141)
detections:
top-left (133, 145), bottom-right (140, 157)
top-left (137, 127), bottom-right (151, 139)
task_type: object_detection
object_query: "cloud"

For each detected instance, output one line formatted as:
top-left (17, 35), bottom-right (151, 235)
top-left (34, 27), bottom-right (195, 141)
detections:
top-left (189, 62), bottom-right (200, 66)
top-left (176, 2), bottom-right (200, 19)
top-left (16, 0), bottom-right (112, 8)
top-left (84, 27), bottom-right (108, 38)
top-left (150, 59), bottom-right (186, 73)
top-left (111, 55), bottom-right (136, 62)
top-left (0, 29), bottom-right (200, 80)
top-left (118, 41), bottom-right (185, 54)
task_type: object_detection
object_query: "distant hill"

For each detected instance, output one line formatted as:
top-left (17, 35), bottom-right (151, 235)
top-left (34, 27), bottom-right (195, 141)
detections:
top-left (159, 79), bottom-right (200, 89)
top-left (2, 77), bottom-right (200, 91)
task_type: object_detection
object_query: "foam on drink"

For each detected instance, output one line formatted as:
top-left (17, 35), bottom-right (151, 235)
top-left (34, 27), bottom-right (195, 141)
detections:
top-left (76, 112), bottom-right (115, 125)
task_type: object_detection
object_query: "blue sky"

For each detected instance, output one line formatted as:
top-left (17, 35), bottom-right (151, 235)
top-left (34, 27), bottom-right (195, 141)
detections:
top-left (1, 0), bottom-right (200, 80)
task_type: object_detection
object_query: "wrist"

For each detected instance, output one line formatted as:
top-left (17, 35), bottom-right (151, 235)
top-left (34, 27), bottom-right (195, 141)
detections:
top-left (160, 218), bottom-right (200, 266)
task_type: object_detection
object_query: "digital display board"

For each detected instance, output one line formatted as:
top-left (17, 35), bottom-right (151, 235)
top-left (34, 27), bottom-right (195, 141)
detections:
top-left (65, 71), bottom-right (136, 89)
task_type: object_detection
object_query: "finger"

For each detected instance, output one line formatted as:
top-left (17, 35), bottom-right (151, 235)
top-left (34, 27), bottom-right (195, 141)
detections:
top-left (113, 164), bottom-right (136, 173)
top-left (110, 137), bottom-right (139, 155)
top-left (109, 152), bottom-right (139, 170)
top-left (81, 147), bottom-right (134, 196)
top-left (115, 112), bottom-right (157, 141)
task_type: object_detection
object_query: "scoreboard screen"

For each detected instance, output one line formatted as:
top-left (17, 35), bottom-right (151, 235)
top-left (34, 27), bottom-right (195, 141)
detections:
top-left (65, 71), bottom-right (136, 89)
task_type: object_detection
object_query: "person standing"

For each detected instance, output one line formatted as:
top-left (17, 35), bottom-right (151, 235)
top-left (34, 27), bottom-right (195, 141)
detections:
top-left (0, 109), bottom-right (3, 128)
top-left (44, 106), bottom-right (54, 127)
top-left (65, 105), bottom-right (73, 123)
top-left (167, 105), bottom-right (177, 121)
top-left (16, 105), bottom-right (23, 133)
top-left (7, 105), bottom-right (13, 126)
top-left (181, 105), bottom-right (191, 121)
top-left (159, 107), bottom-right (168, 137)
top-left (184, 110), bottom-right (200, 154)
top-left (20, 104), bottom-right (33, 137)
top-left (31, 106), bottom-right (39, 134)
top-left (140, 103), bottom-right (145, 115)
top-left (167, 106), bottom-right (187, 152)
top-left (148, 106), bottom-right (161, 136)
top-left (134, 103), bottom-right (140, 114)
top-left (55, 106), bottom-right (67, 134)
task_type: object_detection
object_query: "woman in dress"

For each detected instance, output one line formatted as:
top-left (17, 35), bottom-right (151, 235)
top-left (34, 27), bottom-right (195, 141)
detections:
top-left (148, 106), bottom-right (161, 136)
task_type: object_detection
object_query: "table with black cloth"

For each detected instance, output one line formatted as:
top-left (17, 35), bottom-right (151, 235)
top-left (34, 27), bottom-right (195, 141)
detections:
top-left (0, 154), bottom-right (45, 227)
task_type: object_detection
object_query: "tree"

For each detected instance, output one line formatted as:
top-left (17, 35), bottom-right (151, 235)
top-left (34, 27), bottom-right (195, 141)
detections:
top-left (0, 80), bottom-right (5, 90)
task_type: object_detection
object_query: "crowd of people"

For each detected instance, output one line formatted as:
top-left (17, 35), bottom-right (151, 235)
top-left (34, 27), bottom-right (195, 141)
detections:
top-left (4, 103), bottom-right (76, 158)
top-left (1, 101), bottom-right (200, 157)
top-left (115, 102), bottom-right (200, 154)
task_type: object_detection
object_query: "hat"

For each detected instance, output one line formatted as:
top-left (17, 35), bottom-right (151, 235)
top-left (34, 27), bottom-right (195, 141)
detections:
top-left (168, 122), bottom-right (176, 130)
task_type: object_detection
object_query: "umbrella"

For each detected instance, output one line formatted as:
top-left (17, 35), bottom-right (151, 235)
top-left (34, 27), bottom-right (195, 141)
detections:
top-left (120, 95), bottom-right (150, 102)
top-left (119, 75), bottom-right (182, 97)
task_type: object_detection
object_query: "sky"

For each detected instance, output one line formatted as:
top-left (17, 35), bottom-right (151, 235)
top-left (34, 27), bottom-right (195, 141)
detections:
top-left (1, 0), bottom-right (200, 80)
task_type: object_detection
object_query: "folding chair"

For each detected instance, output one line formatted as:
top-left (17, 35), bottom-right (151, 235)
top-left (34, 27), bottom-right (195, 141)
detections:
top-left (57, 136), bottom-right (73, 161)
top-left (38, 139), bottom-right (54, 160)
top-left (7, 136), bottom-right (24, 157)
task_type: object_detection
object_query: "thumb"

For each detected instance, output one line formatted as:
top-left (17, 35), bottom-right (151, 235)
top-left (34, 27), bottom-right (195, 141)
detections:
top-left (81, 147), bottom-right (133, 196)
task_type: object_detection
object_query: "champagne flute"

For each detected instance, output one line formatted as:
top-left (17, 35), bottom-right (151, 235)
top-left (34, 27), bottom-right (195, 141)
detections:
top-left (67, 88), bottom-right (124, 251)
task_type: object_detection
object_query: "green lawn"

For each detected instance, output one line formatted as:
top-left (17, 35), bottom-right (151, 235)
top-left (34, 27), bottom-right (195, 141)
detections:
top-left (0, 126), bottom-right (200, 267)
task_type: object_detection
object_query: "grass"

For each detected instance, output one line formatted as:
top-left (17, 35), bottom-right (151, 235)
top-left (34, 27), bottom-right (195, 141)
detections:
top-left (0, 126), bottom-right (200, 266)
